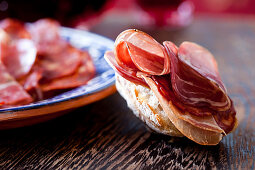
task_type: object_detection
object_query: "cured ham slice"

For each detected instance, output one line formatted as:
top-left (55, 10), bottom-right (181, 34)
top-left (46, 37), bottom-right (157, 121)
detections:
top-left (37, 45), bottom-right (81, 81)
top-left (0, 19), bottom-right (36, 80)
top-left (104, 51), bottom-right (147, 86)
top-left (28, 19), bottom-right (81, 81)
top-left (0, 18), bottom-right (30, 39)
top-left (164, 41), bottom-right (236, 133)
top-left (27, 19), bottom-right (67, 55)
top-left (165, 41), bottom-right (230, 112)
top-left (114, 29), bottom-right (170, 75)
top-left (1, 38), bottom-right (37, 79)
top-left (0, 64), bottom-right (33, 108)
top-left (40, 51), bottom-right (95, 91)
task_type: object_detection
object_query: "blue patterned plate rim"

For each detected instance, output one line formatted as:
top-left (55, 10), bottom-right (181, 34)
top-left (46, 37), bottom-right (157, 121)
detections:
top-left (0, 27), bottom-right (115, 113)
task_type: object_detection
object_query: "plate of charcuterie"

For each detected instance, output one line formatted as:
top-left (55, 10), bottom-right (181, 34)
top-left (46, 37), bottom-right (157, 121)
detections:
top-left (0, 19), bottom-right (115, 129)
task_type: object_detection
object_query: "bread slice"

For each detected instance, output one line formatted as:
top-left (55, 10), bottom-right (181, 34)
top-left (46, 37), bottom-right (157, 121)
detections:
top-left (116, 74), bottom-right (183, 137)
top-left (116, 73), bottom-right (224, 145)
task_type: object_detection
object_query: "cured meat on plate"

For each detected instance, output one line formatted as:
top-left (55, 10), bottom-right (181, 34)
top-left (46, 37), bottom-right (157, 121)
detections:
top-left (0, 18), bottom-right (96, 108)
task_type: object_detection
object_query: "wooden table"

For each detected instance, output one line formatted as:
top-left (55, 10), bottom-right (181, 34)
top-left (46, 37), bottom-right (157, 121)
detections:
top-left (0, 16), bottom-right (254, 169)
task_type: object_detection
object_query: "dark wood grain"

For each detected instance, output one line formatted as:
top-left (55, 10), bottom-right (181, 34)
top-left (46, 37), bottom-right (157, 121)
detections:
top-left (0, 16), bottom-right (255, 169)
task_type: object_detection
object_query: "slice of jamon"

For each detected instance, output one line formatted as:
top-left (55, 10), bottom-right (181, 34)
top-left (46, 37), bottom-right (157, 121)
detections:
top-left (165, 41), bottom-right (230, 112)
top-left (27, 19), bottom-right (81, 80)
top-left (164, 41), bottom-right (237, 133)
top-left (37, 45), bottom-right (81, 81)
top-left (0, 37), bottom-right (37, 79)
top-left (0, 64), bottom-right (33, 108)
top-left (104, 51), bottom-right (147, 87)
top-left (40, 51), bottom-right (95, 91)
top-left (27, 19), bottom-right (67, 55)
top-left (114, 29), bottom-right (170, 75)
top-left (0, 18), bottom-right (31, 39)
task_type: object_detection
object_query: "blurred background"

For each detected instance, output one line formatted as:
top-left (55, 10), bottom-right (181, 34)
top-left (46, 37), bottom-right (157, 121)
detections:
top-left (0, 0), bottom-right (254, 30)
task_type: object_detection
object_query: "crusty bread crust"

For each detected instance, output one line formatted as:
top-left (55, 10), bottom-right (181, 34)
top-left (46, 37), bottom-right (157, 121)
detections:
top-left (116, 74), bottom-right (183, 137)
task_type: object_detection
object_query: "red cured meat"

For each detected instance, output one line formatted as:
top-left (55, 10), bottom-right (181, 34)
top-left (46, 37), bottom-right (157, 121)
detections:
top-left (167, 41), bottom-right (230, 111)
top-left (1, 38), bottom-right (37, 79)
top-left (27, 19), bottom-right (67, 55)
top-left (114, 29), bottom-right (170, 75)
top-left (40, 51), bottom-right (95, 91)
top-left (0, 64), bottom-right (33, 108)
top-left (37, 45), bottom-right (81, 81)
top-left (0, 18), bottom-right (30, 39)
top-left (27, 19), bottom-right (81, 81)
top-left (0, 19), bottom-right (36, 80)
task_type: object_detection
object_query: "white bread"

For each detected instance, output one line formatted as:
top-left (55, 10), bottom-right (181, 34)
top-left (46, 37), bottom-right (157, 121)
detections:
top-left (116, 74), bottom-right (183, 137)
top-left (116, 73), bottom-right (224, 145)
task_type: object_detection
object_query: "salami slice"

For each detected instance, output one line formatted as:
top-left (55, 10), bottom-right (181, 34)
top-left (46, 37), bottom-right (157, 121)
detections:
top-left (40, 51), bottom-right (95, 91)
top-left (0, 64), bottom-right (33, 108)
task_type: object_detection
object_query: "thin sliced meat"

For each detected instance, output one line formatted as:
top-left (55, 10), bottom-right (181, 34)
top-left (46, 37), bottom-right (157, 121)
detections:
top-left (0, 64), bottom-right (33, 108)
top-left (27, 19), bottom-right (81, 80)
top-left (40, 51), bottom-right (95, 91)
top-left (0, 18), bottom-right (31, 39)
top-left (164, 41), bottom-right (231, 112)
top-left (104, 51), bottom-right (147, 86)
top-left (114, 29), bottom-right (170, 75)
top-left (27, 18), bottom-right (67, 55)
top-left (38, 45), bottom-right (81, 81)
top-left (19, 67), bottom-right (43, 101)
top-left (138, 73), bottom-right (224, 133)
top-left (1, 38), bottom-right (37, 79)
top-left (22, 67), bottom-right (43, 92)
top-left (164, 41), bottom-right (237, 133)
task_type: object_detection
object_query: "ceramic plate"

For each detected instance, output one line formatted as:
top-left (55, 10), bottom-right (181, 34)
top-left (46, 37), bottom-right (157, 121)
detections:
top-left (0, 27), bottom-right (116, 129)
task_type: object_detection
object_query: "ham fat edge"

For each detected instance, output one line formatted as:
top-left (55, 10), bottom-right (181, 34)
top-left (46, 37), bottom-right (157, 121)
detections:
top-left (104, 29), bottom-right (237, 145)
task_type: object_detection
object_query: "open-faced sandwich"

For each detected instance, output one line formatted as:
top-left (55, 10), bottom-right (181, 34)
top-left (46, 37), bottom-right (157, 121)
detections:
top-left (104, 29), bottom-right (237, 145)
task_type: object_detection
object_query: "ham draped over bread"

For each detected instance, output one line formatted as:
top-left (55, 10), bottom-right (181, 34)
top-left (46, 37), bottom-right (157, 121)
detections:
top-left (105, 29), bottom-right (237, 145)
top-left (0, 18), bottom-right (95, 108)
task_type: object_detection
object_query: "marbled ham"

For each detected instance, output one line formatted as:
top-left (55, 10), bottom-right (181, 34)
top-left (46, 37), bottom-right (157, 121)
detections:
top-left (0, 64), bottom-right (32, 108)
top-left (40, 51), bottom-right (95, 91)
top-left (27, 19), bottom-right (81, 81)
top-left (166, 41), bottom-right (230, 111)
top-left (27, 19), bottom-right (66, 55)
top-left (0, 18), bottom-right (30, 39)
top-left (114, 29), bottom-right (170, 75)
top-left (36, 45), bottom-right (81, 81)
top-left (105, 29), bottom-right (237, 134)
top-left (1, 38), bottom-right (37, 79)
top-left (0, 19), bottom-right (37, 80)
